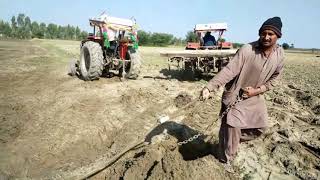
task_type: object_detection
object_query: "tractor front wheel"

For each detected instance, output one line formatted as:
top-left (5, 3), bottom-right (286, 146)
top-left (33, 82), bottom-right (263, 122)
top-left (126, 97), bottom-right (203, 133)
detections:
top-left (68, 59), bottom-right (78, 76)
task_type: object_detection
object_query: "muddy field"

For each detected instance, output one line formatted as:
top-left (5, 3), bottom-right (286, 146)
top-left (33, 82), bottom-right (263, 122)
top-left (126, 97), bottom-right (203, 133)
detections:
top-left (0, 39), bottom-right (319, 180)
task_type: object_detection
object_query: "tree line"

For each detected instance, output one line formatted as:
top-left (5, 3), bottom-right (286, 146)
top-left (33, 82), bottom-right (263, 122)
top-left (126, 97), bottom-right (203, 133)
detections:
top-left (282, 43), bottom-right (294, 49)
top-left (0, 13), bottom-right (87, 40)
top-left (1, 13), bottom-right (245, 48)
top-left (137, 30), bottom-right (185, 47)
top-left (138, 30), bottom-right (243, 48)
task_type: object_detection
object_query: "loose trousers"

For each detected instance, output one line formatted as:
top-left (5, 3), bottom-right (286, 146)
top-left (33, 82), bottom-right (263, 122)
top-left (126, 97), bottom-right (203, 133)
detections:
top-left (218, 119), bottom-right (265, 162)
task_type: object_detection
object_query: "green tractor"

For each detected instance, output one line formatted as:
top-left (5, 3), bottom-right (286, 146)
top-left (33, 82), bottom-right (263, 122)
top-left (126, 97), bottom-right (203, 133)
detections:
top-left (68, 13), bottom-right (141, 80)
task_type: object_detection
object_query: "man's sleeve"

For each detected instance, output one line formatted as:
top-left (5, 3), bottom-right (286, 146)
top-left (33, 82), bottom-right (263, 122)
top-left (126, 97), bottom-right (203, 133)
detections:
top-left (206, 47), bottom-right (246, 92)
top-left (259, 58), bottom-right (284, 92)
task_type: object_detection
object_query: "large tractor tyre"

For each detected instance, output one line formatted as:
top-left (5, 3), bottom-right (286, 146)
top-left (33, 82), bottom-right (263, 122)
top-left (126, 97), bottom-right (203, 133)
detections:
top-left (79, 41), bottom-right (104, 81)
top-left (122, 48), bottom-right (142, 79)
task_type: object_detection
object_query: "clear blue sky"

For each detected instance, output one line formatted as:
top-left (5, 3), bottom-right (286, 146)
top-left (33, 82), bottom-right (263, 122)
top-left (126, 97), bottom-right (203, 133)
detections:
top-left (1, 0), bottom-right (319, 48)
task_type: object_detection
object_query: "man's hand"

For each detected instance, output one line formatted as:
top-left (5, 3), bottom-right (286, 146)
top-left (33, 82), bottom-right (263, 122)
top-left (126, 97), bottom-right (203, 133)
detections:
top-left (242, 86), bottom-right (261, 98)
top-left (200, 87), bottom-right (211, 101)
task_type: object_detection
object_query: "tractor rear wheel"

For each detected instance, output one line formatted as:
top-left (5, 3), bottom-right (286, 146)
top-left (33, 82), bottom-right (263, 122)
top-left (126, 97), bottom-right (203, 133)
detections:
top-left (79, 41), bottom-right (104, 81)
top-left (121, 48), bottom-right (142, 79)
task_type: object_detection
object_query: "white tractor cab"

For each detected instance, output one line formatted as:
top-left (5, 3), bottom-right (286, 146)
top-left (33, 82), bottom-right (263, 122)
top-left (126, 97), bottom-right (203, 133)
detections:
top-left (186, 23), bottom-right (232, 50)
top-left (88, 14), bottom-right (137, 42)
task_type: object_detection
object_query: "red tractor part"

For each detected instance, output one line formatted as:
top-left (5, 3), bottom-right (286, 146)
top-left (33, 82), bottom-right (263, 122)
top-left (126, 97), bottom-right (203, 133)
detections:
top-left (218, 41), bottom-right (233, 49)
top-left (186, 42), bottom-right (200, 50)
top-left (120, 42), bottom-right (128, 60)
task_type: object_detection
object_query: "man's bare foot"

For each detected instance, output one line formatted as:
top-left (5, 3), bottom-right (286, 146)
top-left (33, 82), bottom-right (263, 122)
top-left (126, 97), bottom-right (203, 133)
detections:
top-left (223, 161), bottom-right (235, 173)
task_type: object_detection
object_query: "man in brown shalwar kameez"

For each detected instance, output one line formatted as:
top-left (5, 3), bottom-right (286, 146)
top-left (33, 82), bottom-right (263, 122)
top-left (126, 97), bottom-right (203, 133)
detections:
top-left (201, 17), bottom-right (284, 167)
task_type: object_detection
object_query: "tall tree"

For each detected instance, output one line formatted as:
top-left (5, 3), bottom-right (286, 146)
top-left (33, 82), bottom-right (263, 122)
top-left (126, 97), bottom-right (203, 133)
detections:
top-left (57, 25), bottom-right (64, 39)
top-left (0, 20), bottom-right (12, 37)
top-left (47, 23), bottom-right (58, 39)
top-left (79, 31), bottom-right (88, 40)
top-left (24, 16), bottom-right (32, 38)
top-left (17, 13), bottom-right (25, 27)
top-left (16, 14), bottom-right (26, 38)
top-left (31, 21), bottom-right (40, 38)
top-left (75, 26), bottom-right (80, 40)
top-left (66, 25), bottom-right (75, 40)
top-left (11, 16), bottom-right (17, 37)
top-left (282, 43), bottom-right (290, 49)
top-left (39, 22), bottom-right (46, 38)
top-left (24, 16), bottom-right (31, 27)
top-left (11, 16), bottom-right (17, 28)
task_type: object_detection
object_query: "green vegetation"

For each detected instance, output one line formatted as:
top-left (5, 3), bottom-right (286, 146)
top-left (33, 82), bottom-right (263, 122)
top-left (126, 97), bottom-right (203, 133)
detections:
top-left (232, 42), bottom-right (244, 48)
top-left (218, 38), bottom-right (226, 43)
top-left (282, 42), bottom-right (295, 50)
top-left (137, 30), bottom-right (185, 46)
top-left (0, 13), bottom-right (87, 40)
top-left (282, 43), bottom-right (290, 49)
top-left (185, 31), bottom-right (198, 43)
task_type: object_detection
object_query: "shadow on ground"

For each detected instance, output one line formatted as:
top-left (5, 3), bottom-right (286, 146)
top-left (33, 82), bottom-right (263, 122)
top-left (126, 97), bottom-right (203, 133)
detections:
top-left (158, 68), bottom-right (215, 82)
top-left (145, 121), bottom-right (220, 161)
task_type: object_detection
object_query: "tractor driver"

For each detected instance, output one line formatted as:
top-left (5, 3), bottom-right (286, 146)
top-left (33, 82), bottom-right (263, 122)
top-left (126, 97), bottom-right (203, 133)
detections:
top-left (203, 31), bottom-right (217, 46)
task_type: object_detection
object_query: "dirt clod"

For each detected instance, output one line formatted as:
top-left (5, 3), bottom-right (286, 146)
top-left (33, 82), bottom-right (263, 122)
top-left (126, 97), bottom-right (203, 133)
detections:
top-left (174, 92), bottom-right (193, 108)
